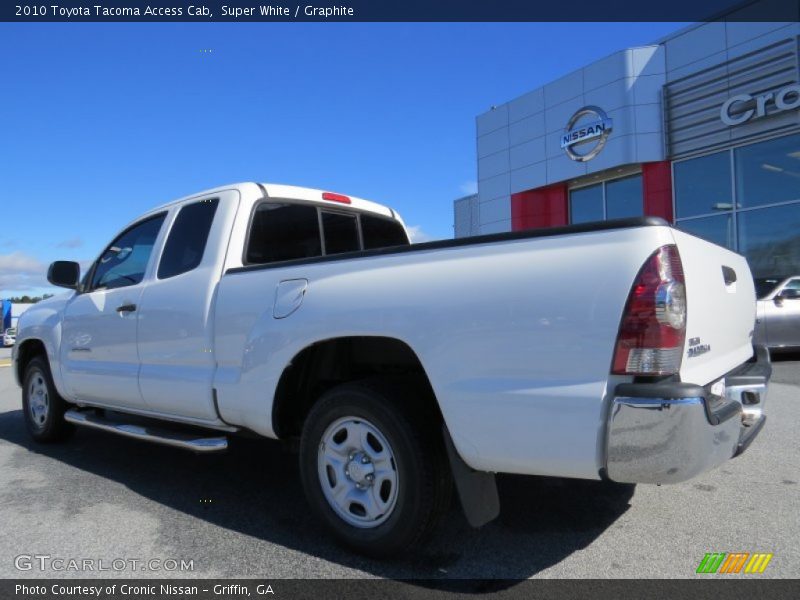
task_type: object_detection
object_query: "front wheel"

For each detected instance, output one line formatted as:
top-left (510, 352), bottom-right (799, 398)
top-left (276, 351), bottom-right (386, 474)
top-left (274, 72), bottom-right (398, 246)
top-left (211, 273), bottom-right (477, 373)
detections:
top-left (299, 379), bottom-right (452, 557)
top-left (22, 356), bottom-right (74, 442)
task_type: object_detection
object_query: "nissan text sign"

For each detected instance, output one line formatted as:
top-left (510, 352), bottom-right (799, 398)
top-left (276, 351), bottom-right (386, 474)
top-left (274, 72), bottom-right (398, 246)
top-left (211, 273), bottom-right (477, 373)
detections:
top-left (561, 106), bottom-right (613, 162)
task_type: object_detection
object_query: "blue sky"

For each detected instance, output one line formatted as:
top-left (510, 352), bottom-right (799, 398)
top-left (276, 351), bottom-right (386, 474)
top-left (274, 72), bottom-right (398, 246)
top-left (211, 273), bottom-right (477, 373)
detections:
top-left (0, 22), bottom-right (684, 296)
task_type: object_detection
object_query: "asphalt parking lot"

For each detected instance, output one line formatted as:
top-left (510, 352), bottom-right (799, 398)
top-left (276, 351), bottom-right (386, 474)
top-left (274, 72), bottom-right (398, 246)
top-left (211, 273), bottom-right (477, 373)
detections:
top-left (0, 353), bottom-right (798, 581)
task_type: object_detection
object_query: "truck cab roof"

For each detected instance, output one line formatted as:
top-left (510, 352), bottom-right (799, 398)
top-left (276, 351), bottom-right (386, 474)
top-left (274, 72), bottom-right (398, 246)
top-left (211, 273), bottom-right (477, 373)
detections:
top-left (260, 183), bottom-right (398, 220)
top-left (148, 182), bottom-right (400, 224)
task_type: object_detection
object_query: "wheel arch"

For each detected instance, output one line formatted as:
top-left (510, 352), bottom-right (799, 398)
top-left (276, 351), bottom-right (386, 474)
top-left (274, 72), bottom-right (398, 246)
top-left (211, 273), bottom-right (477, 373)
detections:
top-left (15, 338), bottom-right (49, 386)
top-left (271, 336), bottom-right (443, 439)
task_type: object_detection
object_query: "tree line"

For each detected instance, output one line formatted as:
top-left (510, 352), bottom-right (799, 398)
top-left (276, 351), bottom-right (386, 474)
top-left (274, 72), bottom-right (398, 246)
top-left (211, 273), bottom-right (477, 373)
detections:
top-left (5, 294), bottom-right (54, 303)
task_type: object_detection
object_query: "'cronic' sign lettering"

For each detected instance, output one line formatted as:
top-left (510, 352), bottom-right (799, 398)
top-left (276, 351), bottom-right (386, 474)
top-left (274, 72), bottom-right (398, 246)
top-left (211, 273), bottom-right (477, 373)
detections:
top-left (721, 84), bottom-right (800, 126)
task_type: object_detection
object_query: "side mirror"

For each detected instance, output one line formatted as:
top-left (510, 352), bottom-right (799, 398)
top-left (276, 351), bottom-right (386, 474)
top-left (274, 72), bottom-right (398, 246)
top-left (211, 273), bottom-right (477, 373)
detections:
top-left (47, 261), bottom-right (80, 289)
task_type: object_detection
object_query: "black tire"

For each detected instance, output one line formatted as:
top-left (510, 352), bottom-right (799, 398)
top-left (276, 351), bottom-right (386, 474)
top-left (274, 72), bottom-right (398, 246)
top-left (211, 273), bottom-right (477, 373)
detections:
top-left (22, 356), bottom-right (74, 443)
top-left (299, 378), bottom-right (452, 557)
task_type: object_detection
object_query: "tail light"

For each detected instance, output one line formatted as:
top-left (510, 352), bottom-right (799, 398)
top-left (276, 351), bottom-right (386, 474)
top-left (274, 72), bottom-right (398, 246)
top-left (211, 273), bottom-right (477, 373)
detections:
top-left (612, 245), bottom-right (686, 376)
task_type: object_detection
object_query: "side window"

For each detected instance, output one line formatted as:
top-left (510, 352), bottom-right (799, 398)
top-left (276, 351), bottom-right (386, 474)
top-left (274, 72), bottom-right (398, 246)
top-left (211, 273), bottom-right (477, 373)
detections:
top-left (246, 203), bottom-right (322, 264)
top-left (361, 214), bottom-right (409, 249)
top-left (322, 211), bottom-right (360, 255)
top-left (90, 214), bottom-right (166, 291)
top-left (158, 199), bottom-right (219, 279)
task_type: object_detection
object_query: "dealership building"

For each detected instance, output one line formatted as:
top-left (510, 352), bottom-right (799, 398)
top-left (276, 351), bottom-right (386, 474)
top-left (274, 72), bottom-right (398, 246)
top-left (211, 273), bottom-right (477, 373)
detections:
top-left (455, 15), bottom-right (800, 282)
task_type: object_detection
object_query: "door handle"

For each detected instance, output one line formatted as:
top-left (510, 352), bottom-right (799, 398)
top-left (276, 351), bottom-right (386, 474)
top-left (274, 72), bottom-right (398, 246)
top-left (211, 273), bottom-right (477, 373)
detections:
top-left (116, 303), bottom-right (137, 313)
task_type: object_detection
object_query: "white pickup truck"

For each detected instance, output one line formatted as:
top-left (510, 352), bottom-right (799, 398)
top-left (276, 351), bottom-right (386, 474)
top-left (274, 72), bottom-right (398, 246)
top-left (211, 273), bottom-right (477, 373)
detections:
top-left (13, 182), bottom-right (770, 556)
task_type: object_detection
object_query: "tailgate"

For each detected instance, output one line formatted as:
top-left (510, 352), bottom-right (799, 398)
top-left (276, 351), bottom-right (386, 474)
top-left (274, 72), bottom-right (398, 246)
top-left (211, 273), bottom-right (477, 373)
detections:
top-left (671, 229), bottom-right (756, 386)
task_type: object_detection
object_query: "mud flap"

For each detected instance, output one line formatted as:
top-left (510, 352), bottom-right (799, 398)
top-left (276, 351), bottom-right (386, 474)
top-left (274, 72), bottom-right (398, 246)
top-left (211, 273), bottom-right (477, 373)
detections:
top-left (442, 425), bottom-right (500, 528)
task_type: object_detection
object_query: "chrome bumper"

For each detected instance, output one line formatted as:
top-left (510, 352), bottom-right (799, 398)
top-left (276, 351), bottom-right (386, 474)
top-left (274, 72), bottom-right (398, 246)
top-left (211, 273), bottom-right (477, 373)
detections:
top-left (605, 346), bottom-right (770, 484)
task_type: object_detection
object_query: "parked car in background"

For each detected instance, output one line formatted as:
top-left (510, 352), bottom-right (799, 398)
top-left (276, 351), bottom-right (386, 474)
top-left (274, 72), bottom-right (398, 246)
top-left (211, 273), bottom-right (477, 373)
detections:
top-left (3, 328), bottom-right (16, 347)
top-left (754, 276), bottom-right (800, 351)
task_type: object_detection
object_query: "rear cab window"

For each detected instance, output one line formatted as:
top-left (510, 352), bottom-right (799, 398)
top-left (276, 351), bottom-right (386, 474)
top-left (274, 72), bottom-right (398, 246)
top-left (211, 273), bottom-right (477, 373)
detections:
top-left (321, 211), bottom-right (360, 254)
top-left (361, 213), bottom-right (409, 249)
top-left (246, 203), bottom-right (323, 264)
top-left (244, 201), bottom-right (409, 266)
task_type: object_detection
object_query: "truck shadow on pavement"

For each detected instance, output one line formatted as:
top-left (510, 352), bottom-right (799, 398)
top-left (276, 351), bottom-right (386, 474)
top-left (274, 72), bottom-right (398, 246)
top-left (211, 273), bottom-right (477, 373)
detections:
top-left (0, 409), bottom-right (634, 587)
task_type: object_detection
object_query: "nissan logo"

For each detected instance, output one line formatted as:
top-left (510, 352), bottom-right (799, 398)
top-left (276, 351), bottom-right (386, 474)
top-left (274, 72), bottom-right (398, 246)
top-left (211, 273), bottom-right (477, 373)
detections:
top-left (721, 84), bottom-right (800, 126)
top-left (561, 106), bottom-right (613, 162)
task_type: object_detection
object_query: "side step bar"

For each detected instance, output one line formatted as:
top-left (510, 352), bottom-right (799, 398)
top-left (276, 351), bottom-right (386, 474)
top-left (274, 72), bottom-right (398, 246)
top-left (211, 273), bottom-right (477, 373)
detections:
top-left (64, 409), bottom-right (228, 453)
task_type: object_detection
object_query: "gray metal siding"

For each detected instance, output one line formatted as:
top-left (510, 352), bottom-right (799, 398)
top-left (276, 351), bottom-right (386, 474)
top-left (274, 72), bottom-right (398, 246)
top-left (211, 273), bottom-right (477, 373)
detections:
top-left (454, 194), bottom-right (480, 238)
top-left (665, 36), bottom-right (800, 158)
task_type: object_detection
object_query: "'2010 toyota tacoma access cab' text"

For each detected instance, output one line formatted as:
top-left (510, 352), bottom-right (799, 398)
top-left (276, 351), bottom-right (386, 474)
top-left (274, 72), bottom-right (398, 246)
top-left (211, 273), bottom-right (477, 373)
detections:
top-left (13, 182), bottom-right (770, 556)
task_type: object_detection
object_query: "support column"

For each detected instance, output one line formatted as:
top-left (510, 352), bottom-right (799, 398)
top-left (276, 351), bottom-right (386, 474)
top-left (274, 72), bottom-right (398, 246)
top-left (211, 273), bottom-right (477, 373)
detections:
top-left (642, 161), bottom-right (674, 223)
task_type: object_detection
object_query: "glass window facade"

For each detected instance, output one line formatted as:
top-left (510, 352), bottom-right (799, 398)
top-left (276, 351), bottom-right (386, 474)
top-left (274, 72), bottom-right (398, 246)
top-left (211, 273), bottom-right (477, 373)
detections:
top-left (606, 175), bottom-right (643, 219)
top-left (738, 202), bottom-right (800, 280)
top-left (569, 174), bottom-right (642, 224)
top-left (675, 214), bottom-right (734, 250)
top-left (674, 133), bottom-right (800, 280)
top-left (735, 135), bottom-right (800, 209)
top-left (569, 184), bottom-right (603, 224)
top-left (673, 151), bottom-right (733, 218)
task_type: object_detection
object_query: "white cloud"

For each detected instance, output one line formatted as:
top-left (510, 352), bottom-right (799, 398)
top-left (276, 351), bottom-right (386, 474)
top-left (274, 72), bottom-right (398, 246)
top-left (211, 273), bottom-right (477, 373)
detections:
top-left (406, 225), bottom-right (434, 244)
top-left (0, 252), bottom-right (43, 274)
top-left (57, 237), bottom-right (84, 249)
top-left (459, 181), bottom-right (478, 196)
top-left (0, 251), bottom-right (48, 292)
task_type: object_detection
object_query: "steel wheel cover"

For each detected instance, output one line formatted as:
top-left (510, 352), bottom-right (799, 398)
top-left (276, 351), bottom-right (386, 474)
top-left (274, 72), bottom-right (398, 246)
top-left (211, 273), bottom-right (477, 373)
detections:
top-left (317, 416), bottom-right (399, 528)
top-left (28, 370), bottom-right (50, 428)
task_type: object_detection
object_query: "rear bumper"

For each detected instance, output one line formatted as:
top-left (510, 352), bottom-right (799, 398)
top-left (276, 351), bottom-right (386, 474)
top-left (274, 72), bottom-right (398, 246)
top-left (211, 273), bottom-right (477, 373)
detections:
top-left (605, 345), bottom-right (770, 484)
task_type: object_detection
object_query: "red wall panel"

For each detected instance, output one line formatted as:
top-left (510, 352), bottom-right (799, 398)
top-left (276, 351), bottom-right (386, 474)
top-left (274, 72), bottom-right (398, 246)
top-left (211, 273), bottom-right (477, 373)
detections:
top-left (642, 161), bottom-right (674, 223)
top-left (512, 162), bottom-right (673, 231)
top-left (511, 183), bottom-right (568, 231)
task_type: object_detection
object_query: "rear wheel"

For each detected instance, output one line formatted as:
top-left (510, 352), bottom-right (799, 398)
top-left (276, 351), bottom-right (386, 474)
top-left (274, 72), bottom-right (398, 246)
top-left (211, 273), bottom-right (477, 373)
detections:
top-left (299, 379), bottom-right (451, 557)
top-left (22, 356), bottom-right (74, 442)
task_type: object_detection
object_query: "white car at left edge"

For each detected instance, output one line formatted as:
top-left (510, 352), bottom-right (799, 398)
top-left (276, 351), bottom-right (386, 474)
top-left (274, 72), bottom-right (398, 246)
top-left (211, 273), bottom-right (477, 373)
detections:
top-left (3, 328), bottom-right (16, 347)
